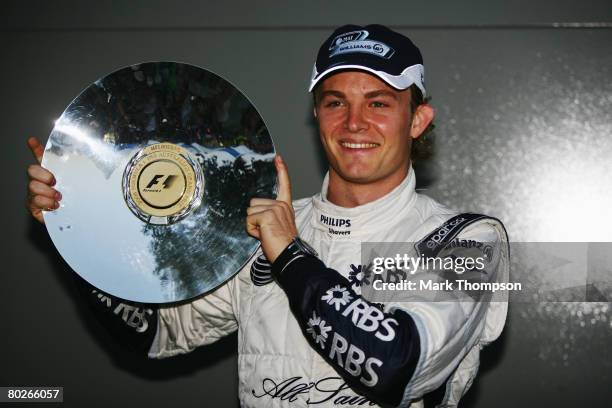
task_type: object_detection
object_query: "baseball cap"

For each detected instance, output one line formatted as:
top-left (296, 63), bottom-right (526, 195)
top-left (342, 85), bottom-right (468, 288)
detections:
top-left (309, 24), bottom-right (426, 96)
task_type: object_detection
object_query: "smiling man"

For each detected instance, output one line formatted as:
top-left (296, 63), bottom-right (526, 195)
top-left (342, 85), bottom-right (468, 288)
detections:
top-left (27, 24), bottom-right (509, 407)
top-left (313, 70), bottom-right (430, 205)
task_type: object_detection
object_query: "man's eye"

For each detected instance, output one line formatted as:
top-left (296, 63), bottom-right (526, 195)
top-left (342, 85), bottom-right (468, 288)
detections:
top-left (325, 100), bottom-right (343, 108)
top-left (370, 101), bottom-right (388, 108)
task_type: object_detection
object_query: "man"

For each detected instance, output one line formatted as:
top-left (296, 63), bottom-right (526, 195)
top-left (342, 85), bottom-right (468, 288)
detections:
top-left (27, 24), bottom-right (509, 407)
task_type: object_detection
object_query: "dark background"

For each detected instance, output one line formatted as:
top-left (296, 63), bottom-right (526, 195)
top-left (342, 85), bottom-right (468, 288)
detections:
top-left (2, 1), bottom-right (612, 406)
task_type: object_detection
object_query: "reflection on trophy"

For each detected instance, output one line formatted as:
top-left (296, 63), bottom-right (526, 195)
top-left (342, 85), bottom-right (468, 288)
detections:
top-left (42, 62), bottom-right (277, 304)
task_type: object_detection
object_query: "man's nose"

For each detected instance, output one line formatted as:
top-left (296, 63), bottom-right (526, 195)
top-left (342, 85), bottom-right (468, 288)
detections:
top-left (344, 105), bottom-right (368, 132)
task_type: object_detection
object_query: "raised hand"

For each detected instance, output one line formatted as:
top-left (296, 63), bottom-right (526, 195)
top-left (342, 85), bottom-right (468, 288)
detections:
top-left (246, 155), bottom-right (298, 263)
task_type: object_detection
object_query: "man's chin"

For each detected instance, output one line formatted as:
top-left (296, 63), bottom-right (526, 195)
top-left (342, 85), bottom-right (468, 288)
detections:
top-left (331, 162), bottom-right (409, 186)
top-left (334, 169), bottom-right (380, 185)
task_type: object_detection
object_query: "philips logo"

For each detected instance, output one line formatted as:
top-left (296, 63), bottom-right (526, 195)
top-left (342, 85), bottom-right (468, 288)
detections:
top-left (320, 215), bottom-right (351, 228)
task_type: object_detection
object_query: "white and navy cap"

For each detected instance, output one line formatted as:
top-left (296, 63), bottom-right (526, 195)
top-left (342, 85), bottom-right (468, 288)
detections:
top-left (309, 24), bottom-right (425, 95)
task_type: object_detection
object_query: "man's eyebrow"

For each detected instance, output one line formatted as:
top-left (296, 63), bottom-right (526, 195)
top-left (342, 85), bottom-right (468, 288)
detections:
top-left (319, 90), bottom-right (345, 99)
top-left (364, 89), bottom-right (399, 100)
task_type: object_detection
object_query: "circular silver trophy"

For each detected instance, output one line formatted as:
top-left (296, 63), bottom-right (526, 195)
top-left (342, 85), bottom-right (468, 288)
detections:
top-left (42, 62), bottom-right (276, 303)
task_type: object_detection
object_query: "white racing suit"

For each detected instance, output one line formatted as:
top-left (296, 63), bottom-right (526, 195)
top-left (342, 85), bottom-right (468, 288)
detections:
top-left (146, 167), bottom-right (509, 407)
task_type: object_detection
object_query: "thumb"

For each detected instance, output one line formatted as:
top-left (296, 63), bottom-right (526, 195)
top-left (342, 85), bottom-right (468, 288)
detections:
top-left (275, 155), bottom-right (292, 205)
top-left (27, 137), bottom-right (44, 164)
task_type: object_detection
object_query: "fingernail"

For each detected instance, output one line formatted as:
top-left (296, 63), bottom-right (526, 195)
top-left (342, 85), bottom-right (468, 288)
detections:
top-left (54, 201), bottom-right (60, 209)
top-left (55, 191), bottom-right (62, 200)
top-left (51, 177), bottom-right (56, 186)
top-left (277, 155), bottom-right (284, 164)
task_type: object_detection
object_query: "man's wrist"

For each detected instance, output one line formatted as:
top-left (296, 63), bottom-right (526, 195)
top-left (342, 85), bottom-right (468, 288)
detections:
top-left (271, 237), bottom-right (317, 280)
top-left (265, 235), bottom-right (293, 264)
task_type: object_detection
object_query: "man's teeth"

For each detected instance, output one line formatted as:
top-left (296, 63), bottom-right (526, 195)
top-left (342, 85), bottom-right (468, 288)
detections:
top-left (341, 142), bottom-right (379, 149)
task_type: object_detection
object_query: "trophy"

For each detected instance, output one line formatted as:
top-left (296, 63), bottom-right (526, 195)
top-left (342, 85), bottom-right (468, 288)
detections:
top-left (42, 62), bottom-right (277, 303)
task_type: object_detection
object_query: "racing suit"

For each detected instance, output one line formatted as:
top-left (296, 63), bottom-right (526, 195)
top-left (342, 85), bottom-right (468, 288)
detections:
top-left (80, 166), bottom-right (509, 407)
top-left (146, 166), bottom-right (509, 407)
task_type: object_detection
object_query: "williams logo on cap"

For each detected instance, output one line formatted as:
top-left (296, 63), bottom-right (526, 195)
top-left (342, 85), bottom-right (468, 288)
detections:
top-left (328, 29), bottom-right (395, 59)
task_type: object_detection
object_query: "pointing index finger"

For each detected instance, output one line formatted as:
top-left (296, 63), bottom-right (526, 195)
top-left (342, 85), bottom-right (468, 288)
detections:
top-left (275, 155), bottom-right (292, 205)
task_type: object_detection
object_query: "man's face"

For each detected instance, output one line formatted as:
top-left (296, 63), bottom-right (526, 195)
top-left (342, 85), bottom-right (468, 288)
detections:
top-left (314, 71), bottom-right (416, 185)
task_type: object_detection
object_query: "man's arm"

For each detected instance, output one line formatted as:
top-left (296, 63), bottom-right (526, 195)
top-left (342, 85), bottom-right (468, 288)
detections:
top-left (73, 276), bottom-right (158, 354)
top-left (273, 252), bottom-right (420, 406)
top-left (149, 278), bottom-right (238, 359)
top-left (271, 220), bottom-right (508, 407)
top-left (71, 271), bottom-right (242, 359)
top-left (72, 272), bottom-right (240, 359)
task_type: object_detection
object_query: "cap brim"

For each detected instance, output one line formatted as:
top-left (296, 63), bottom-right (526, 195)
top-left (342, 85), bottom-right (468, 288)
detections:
top-left (309, 64), bottom-right (425, 96)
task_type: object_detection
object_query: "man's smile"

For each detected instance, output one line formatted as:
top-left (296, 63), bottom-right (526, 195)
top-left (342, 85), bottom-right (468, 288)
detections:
top-left (339, 140), bottom-right (381, 150)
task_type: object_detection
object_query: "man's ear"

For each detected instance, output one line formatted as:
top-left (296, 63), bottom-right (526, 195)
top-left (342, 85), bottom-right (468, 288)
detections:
top-left (409, 104), bottom-right (435, 139)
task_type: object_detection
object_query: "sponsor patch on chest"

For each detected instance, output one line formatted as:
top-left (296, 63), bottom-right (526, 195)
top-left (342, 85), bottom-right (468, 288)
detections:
top-left (319, 214), bottom-right (352, 236)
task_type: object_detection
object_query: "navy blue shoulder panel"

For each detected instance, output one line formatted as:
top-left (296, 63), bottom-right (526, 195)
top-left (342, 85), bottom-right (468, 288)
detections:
top-left (415, 213), bottom-right (492, 258)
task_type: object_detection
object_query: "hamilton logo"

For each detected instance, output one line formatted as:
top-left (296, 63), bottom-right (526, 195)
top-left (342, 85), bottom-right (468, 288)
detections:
top-left (143, 174), bottom-right (178, 192)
